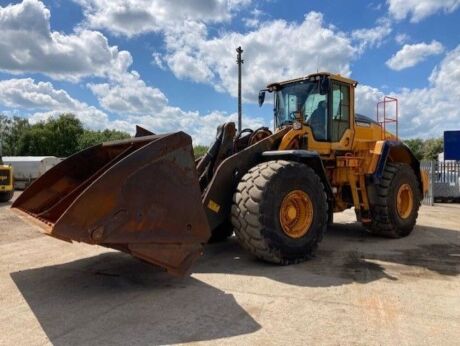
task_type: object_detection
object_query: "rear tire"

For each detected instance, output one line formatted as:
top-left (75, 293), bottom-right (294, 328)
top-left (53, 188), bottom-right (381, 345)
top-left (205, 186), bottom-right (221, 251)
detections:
top-left (231, 160), bottom-right (327, 264)
top-left (0, 191), bottom-right (14, 203)
top-left (365, 163), bottom-right (421, 238)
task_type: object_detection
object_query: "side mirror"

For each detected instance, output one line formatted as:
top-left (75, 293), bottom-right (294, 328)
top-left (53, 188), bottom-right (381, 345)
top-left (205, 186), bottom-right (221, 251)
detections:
top-left (319, 77), bottom-right (330, 95)
top-left (258, 90), bottom-right (266, 107)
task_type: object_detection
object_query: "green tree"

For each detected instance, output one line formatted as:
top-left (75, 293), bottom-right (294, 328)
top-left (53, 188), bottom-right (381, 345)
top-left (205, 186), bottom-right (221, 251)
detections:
top-left (423, 138), bottom-right (444, 160)
top-left (193, 145), bottom-right (208, 158)
top-left (78, 129), bottom-right (130, 150)
top-left (1, 113), bottom-right (132, 157)
top-left (5, 117), bottom-right (30, 155)
top-left (0, 115), bottom-right (31, 156)
top-left (0, 114), bottom-right (11, 156)
top-left (18, 114), bottom-right (84, 157)
top-left (404, 138), bottom-right (424, 161)
top-left (48, 113), bottom-right (84, 156)
top-left (17, 124), bottom-right (54, 156)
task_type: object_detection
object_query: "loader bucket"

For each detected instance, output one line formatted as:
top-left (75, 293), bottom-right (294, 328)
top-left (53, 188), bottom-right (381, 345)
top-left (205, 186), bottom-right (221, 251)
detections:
top-left (12, 132), bottom-right (211, 275)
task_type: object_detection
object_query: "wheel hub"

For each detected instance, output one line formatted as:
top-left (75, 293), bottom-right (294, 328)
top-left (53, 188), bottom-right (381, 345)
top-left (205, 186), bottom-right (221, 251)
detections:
top-left (396, 183), bottom-right (413, 219)
top-left (279, 190), bottom-right (313, 238)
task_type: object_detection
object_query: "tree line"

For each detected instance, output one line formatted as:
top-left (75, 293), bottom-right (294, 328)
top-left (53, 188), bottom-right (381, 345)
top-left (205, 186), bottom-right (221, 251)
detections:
top-left (193, 139), bottom-right (444, 161)
top-left (0, 113), bottom-right (445, 160)
top-left (0, 114), bottom-right (130, 157)
top-left (404, 138), bottom-right (444, 161)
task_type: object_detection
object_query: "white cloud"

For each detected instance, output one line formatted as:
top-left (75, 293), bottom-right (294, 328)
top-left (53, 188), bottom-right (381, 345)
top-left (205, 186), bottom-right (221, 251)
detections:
top-left (355, 84), bottom-right (385, 117)
top-left (88, 72), bottom-right (169, 115)
top-left (0, 1), bottom-right (265, 145)
top-left (0, 78), bottom-right (109, 129)
top-left (108, 40), bottom-right (460, 141)
top-left (0, 79), bottom-right (76, 110)
top-left (4, 0), bottom-right (456, 144)
top-left (163, 12), bottom-right (357, 102)
top-left (98, 43), bottom-right (460, 141)
top-left (357, 45), bottom-right (460, 138)
top-left (75, 0), bottom-right (252, 37)
top-left (152, 52), bottom-right (166, 70)
top-left (427, 45), bottom-right (460, 99)
top-left (0, 0), bottom-right (132, 81)
top-left (88, 71), bottom-right (264, 145)
top-left (119, 111), bottom-right (264, 145)
top-left (386, 41), bottom-right (444, 71)
top-left (242, 8), bottom-right (264, 28)
top-left (387, 0), bottom-right (460, 22)
top-left (368, 2), bottom-right (383, 11)
top-left (351, 17), bottom-right (392, 51)
top-left (394, 33), bottom-right (410, 45)
top-left (0, 76), bottom-right (265, 145)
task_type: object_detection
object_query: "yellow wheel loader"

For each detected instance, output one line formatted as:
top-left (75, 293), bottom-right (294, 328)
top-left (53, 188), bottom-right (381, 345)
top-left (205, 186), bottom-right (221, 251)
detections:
top-left (0, 156), bottom-right (14, 203)
top-left (12, 72), bottom-right (427, 275)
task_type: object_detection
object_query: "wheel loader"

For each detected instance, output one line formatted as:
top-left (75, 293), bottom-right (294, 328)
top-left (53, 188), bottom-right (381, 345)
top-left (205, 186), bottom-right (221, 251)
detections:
top-left (12, 72), bottom-right (428, 275)
top-left (0, 156), bottom-right (14, 203)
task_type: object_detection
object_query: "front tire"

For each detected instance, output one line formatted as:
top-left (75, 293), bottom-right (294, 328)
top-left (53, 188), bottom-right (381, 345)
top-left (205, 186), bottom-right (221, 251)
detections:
top-left (365, 163), bottom-right (421, 238)
top-left (0, 191), bottom-right (14, 203)
top-left (231, 160), bottom-right (328, 264)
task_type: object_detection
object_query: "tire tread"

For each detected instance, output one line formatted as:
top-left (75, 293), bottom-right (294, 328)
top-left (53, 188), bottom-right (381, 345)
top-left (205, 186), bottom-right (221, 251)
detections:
top-left (365, 163), bottom-right (421, 238)
top-left (231, 160), bottom-right (327, 263)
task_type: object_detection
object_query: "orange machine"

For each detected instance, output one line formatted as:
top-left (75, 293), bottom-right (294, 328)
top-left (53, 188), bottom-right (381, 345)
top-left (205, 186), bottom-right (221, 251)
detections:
top-left (12, 72), bottom-right (426, 274)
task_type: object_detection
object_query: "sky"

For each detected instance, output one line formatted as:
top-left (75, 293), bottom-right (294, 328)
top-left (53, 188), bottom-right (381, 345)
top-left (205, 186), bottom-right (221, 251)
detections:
top-left (0, 0), bottom-right (459, 145)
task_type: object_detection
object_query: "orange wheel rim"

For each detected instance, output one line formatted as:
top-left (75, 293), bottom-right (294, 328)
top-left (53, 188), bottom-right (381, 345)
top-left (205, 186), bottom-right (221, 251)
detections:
top-left (279, 190), bottom-right (313, 238)
top-left (396, 183), bottom-right (413, 219)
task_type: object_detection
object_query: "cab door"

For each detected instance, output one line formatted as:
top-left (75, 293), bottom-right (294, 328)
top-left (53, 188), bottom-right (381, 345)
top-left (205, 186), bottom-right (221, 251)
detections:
top-left (329, 80), bottom-right (354, 150)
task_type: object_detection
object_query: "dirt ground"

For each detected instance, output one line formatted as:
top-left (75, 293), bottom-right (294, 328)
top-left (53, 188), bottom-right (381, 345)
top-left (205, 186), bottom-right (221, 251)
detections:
top-left (0, 192), bottom-right (459, 346)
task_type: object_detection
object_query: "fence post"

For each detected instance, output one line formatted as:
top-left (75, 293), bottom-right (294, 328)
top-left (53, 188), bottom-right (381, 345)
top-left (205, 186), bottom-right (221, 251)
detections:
top-left (429, 160), bottom-right (435, 206)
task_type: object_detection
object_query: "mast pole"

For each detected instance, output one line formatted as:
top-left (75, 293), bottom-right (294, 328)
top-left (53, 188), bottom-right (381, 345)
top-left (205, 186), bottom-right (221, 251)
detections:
top-left (236, 46), bottom-right (244, 133)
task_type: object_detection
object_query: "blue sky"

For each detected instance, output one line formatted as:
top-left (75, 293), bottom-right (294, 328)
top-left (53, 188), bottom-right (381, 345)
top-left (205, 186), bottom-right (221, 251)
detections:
top-left (0, 0), bottom-right (459, 144)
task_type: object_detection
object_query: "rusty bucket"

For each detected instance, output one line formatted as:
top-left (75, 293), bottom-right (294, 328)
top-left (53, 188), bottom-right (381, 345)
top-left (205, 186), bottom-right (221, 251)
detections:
top-left (12, 132), bottom-right (210, 275)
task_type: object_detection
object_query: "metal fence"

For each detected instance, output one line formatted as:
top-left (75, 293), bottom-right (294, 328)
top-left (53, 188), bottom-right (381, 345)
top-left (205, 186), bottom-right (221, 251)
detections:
top-left (420, 161), bottom-right (460, 205)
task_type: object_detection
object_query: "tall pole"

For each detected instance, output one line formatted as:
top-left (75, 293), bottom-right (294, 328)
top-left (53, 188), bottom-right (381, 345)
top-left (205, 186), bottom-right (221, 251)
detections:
top-left (236, 46), bottom-right (244, 133)
top-left (0, 133), bottom-right (3, 163)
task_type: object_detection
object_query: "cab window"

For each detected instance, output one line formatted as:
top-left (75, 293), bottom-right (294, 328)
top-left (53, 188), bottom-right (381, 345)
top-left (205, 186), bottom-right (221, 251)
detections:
top-left (330, 82), bottom-right (350, 142)
top-left (303, 93), bottom-right (327, 140)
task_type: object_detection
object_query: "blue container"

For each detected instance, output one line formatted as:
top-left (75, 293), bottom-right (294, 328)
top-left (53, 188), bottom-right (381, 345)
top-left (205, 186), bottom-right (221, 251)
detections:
top-left (444, 131), bottom-right (460, 160)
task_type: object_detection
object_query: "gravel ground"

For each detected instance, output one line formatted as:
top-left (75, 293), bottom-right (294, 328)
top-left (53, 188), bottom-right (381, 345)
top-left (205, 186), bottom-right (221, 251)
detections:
top-left (0, 192), bottom-right (459, 345)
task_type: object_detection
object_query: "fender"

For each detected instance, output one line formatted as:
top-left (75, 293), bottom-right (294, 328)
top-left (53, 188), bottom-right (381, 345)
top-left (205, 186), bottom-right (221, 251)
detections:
top-left (261, 150), bottom-right (334, 201)
top-left (373, 141), bottom-right (424, 194)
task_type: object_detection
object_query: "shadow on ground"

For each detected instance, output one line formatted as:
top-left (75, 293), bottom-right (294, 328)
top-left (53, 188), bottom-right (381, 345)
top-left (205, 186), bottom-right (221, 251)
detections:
top-left (10, 221), bottom-right (459, 344)
top-left (195, 222), bottom-right (460, 286)
top-left (11, 253), bottom-right (261, 345)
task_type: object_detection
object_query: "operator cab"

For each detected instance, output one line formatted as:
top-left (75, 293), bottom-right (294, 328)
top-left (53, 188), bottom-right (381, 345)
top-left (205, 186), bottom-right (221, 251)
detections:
top-left (259, 73), bottom-right (357, 144)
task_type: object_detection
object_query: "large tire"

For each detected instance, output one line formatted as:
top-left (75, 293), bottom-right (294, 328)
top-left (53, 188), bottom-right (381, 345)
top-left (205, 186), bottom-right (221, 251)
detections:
top-left (231, 160), bottom-right (328, 264)
top-left (0, 191), bottom-right (14, 203)
top-left (365, 162), bottom-right (421, 238)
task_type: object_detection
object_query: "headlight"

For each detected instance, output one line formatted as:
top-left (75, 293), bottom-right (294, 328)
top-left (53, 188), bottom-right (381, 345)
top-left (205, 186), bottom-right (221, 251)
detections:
top-left (293, 121), bottom-right (302, 130)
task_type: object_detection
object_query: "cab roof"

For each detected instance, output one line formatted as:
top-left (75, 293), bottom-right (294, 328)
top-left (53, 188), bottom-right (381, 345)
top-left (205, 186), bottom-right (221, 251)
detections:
top-left (266, 72), bottom-right (358, 90)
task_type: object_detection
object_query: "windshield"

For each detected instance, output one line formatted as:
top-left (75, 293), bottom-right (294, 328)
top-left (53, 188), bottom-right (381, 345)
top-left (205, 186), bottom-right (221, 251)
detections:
top-left (275, 80), bottom-right (328, 140)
